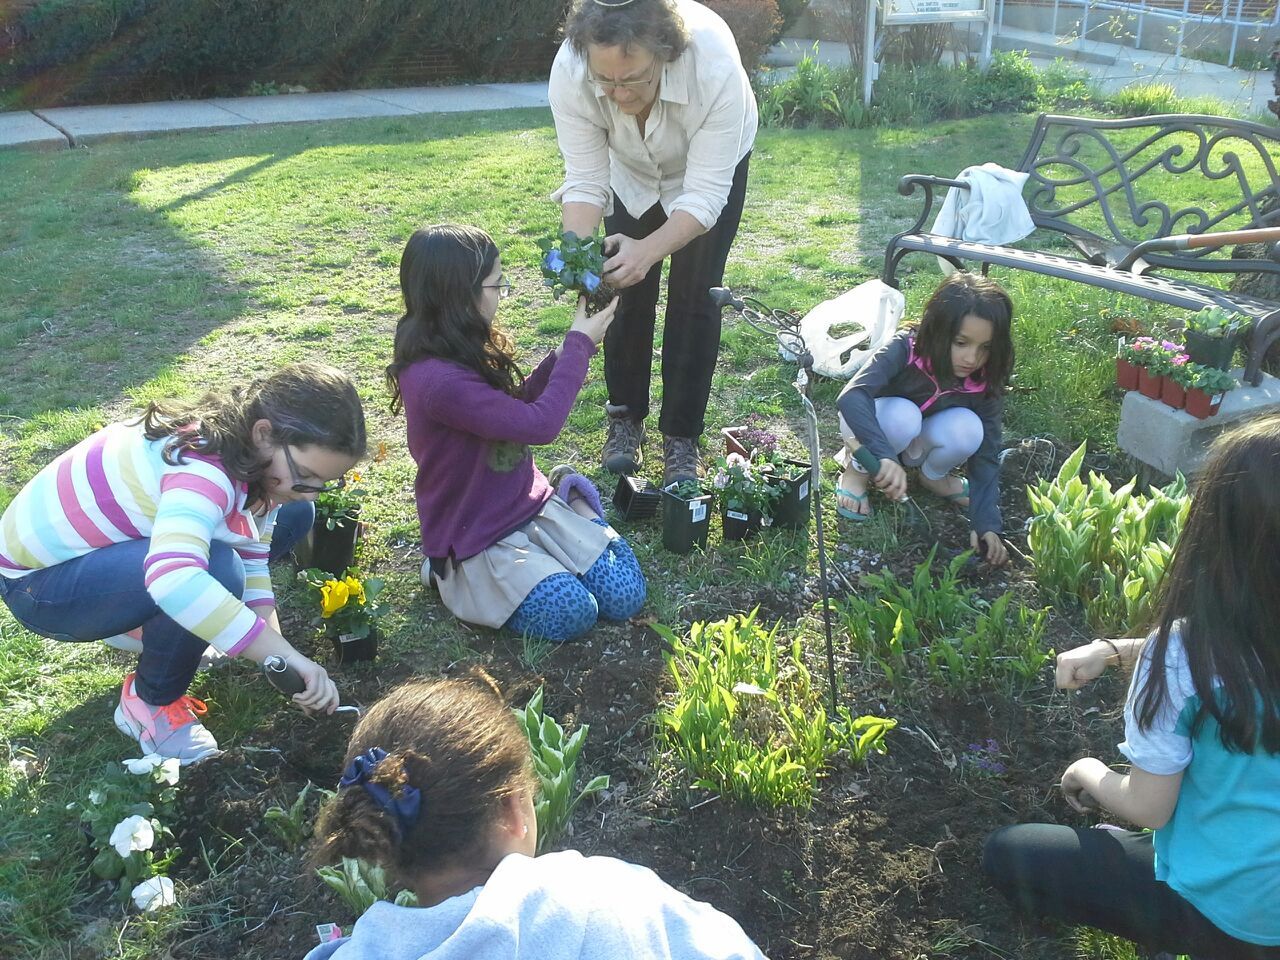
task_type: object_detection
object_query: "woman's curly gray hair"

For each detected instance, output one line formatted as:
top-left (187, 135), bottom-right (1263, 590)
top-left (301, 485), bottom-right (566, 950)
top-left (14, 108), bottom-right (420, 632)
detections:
top-left (564, 0), bottom-right (691, 62)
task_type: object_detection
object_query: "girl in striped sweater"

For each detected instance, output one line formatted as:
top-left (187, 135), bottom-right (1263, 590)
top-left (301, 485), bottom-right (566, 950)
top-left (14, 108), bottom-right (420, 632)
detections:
top-left (0, 362), bottom-right (366, 764)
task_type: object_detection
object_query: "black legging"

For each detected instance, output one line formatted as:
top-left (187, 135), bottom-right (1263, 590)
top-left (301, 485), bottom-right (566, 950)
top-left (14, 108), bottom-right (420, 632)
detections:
top-left (983, 824), bottom-right (1280, 959)
top-left (602, 152), bottom-right (750, 439)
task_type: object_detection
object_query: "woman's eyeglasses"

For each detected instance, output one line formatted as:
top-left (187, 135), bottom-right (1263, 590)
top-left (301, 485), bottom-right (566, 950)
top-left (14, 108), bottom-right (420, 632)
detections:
top-left (482, 277), bottom-right (513, 299)
top-left (282, 445), bottom-right (346, 494)
top-left (589, 58), bottom-right (659, 90)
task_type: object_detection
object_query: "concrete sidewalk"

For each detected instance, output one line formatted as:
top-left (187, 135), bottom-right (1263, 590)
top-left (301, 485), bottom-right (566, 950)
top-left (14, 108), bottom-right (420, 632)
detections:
top-left (0, 81), bottom-right (550, 150)
top-left (2, 25), bottom-right (1276, 151)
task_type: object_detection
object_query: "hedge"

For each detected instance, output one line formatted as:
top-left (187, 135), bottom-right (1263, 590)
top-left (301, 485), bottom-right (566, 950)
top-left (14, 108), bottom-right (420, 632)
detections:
top-left (1, 0), bottom-right (571, 108)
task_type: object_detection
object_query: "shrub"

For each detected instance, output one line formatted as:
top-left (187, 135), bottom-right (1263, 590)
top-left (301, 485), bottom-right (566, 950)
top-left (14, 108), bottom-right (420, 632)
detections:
top-left (966, 50), bottom-right (1041, 113)
top-left (702, 0), bottom-right (781, 75)
top-left (656, 610), bottom-right (896, 808)
top-left (1, 0), bottom-right (565, 107)
top-left (1108, 81), bottom-right (1181, 117)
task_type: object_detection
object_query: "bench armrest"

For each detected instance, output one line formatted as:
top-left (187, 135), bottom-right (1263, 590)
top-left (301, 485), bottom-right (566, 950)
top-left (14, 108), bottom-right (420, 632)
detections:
top-left (896, 175), bottom-right (970, 234)
top-left (1118, 226), bottom-right (1280, 271)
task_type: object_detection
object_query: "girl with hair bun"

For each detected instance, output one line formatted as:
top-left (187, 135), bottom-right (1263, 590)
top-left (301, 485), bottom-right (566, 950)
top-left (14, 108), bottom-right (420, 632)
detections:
top-left (306, 672), bottom-right (766, 960)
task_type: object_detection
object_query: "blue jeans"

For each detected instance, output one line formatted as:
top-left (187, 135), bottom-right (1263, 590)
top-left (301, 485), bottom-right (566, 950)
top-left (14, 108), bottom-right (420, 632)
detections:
top-left (0, 500), bottom-right (313, 705)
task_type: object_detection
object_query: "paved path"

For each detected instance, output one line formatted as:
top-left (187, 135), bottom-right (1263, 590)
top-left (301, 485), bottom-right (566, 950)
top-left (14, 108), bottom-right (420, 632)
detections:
top-left (2, 26), bottom-right (1275, 151)
top-left (0, 82), bottom-right (549, 150)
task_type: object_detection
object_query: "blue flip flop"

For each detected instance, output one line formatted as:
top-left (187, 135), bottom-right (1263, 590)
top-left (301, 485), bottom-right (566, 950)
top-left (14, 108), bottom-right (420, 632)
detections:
top-left (836, 487), bottom-right (872, 522)
top-left (939, 476), bottom-right (970, 505)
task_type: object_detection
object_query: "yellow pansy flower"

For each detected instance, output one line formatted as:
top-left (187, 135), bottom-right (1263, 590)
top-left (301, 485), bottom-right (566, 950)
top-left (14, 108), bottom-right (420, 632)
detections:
top-left (344, 575), bottom-right (366, 606)
top-left (320, 579), bottom-right (350, 618)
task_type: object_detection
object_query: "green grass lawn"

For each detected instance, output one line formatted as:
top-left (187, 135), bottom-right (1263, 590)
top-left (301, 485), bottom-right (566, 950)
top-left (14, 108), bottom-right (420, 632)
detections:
top-left (0, 107), bottom-right (1247, 956)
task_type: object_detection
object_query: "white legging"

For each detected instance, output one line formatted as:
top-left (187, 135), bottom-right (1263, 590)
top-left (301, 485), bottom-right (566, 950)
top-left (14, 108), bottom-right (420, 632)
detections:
top-left (839, 397), bottom-right (983, 480)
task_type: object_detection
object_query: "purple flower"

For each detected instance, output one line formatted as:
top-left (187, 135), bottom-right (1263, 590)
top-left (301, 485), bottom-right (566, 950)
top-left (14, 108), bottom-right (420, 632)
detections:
top-left (543, 249), bottom-right (565, 272)
top-left (582, 270), bottom-right (600, 293)
top-left (1171, 354), bottom-right (1189, 365)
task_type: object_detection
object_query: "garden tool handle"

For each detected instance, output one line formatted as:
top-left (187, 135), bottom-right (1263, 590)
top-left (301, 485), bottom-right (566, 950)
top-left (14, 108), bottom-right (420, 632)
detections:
top-left (850, 445), bottom-right (881, 475)
top-left (262, 655), bottom-right (306, 697)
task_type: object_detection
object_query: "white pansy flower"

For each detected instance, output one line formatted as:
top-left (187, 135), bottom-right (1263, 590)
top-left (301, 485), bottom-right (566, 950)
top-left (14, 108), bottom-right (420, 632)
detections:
top-left (131, 876), bottom-right (176, 912)
top-left (88, 789), bottom-right (105, 805)
top-left (109, 815), bottom-right (155, 858)
top-left (124, 755), bottom-right (163, 776)
top-left (156, 758), bottom-right (180, 786)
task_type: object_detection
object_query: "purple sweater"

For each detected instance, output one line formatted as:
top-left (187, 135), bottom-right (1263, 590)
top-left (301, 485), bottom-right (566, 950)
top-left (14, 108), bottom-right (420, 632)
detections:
top-left (399, 331), bottom-right (597, 561)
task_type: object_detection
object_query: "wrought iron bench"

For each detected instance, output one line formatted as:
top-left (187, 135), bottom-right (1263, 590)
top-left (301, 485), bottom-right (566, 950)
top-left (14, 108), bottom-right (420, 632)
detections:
top-left (882, 113), bottom-right (1280, 385)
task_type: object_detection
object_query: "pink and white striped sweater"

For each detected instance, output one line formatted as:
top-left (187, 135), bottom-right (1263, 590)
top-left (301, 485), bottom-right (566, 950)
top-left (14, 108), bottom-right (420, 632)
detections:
top-left (0, 422), bottom-right (277, 655)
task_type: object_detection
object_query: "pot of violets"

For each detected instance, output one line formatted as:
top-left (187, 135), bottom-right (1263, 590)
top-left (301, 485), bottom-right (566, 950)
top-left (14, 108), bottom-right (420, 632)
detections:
top-left (1183, 306), bottom-right (1249, 371)
top-left (711, 452), bottom-right (784, 541)
top-left (309, 471), bottom-right (366, 577)
top-left (1184, 364), bottom-right (1236, 419)
top-left (720, 422), bottom-right (811, 528)
top-left (538, 229), bottom-right (617, 313)
top-left (297, 566), bottom-right (388, 664)
top-left (661, 478), bottom-right (713, 554)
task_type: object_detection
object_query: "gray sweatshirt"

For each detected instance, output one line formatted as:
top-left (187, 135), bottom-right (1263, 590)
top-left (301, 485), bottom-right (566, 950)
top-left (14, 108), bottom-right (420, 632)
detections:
top-left (304, 851), bottom-right (766, 960)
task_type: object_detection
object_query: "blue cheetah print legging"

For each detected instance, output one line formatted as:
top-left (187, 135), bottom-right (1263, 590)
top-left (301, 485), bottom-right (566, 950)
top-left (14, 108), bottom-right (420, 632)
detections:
top-left (504, 520), bottom-right (646, 643)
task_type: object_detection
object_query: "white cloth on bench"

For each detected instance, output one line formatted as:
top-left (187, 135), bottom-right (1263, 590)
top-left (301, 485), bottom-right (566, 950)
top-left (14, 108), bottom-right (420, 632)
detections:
top-left (932, 163), bottom-right (1035, 273)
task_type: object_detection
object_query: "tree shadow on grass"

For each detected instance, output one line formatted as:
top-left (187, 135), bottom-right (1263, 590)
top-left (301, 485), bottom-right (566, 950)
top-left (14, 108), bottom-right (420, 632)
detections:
top-left (0, 107), bottom-right (557, 487)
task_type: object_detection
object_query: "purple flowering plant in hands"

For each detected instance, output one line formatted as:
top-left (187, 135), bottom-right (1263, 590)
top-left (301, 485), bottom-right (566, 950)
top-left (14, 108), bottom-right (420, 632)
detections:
top-left (537, 229), bottom-right (615, 308)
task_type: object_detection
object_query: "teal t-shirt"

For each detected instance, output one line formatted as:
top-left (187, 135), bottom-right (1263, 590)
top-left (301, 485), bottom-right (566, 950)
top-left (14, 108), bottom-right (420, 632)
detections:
top-left (1119, 626), bottom-right (1280, 946)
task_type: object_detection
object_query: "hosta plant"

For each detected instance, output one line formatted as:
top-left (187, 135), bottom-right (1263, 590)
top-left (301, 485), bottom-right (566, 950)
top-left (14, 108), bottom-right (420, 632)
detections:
top-left (836, 547), bottom-right (1053, 692)
top-left (512, 687), bottom-right (609, 853)
top-left (317, 857), bottom-right (418, 914)
top-left (264, 781), bottom-right (332, 850)
top-left (655, 610), bottom-right (896, 808)
top-left (1027, 442), bottom-right (1188, 634)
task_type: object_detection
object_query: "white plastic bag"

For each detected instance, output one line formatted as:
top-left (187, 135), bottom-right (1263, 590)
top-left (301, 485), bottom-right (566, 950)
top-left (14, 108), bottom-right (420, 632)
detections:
top-left (783, 279), bottom-right (904, 380)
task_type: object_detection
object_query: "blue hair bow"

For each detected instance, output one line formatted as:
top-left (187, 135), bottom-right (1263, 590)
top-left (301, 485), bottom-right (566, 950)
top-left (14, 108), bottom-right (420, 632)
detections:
top-left (338, 747), bottom-right (422, 836)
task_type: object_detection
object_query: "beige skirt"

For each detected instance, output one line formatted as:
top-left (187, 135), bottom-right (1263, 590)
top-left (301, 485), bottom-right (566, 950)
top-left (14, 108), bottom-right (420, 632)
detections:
top-left (421, 496), bottom-right (615, 629)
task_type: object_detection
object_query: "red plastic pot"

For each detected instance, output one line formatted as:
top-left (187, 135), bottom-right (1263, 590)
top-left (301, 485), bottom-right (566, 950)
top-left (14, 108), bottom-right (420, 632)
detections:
top-left (1160, 377), bottom-right (1186, 410)
top-left (1184, 387), bottom-right (1224, 420)
top-left (1137, 367), bottom-right (1163, 399)
top-left (1116, 357), bottom-right (1139, 391)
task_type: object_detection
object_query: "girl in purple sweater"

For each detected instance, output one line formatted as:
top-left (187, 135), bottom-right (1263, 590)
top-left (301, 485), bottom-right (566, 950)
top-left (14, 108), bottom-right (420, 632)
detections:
top-left (386, 225), bottom-right (646, 643)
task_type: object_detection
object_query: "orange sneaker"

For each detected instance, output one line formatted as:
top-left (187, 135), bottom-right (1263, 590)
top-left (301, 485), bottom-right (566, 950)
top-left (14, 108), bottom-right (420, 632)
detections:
top-left (113, 673), bottom-right (220, 765)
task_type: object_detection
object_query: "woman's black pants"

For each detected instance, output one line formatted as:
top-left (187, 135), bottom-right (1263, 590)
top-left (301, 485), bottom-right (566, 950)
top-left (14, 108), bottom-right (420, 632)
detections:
top-left (602, 152), bottom-right (750, 439)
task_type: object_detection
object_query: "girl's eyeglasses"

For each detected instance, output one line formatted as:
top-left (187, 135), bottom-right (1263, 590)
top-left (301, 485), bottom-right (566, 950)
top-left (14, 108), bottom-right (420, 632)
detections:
top-left (482, 278), bottom-right (513, 300)
top-left (282, 445), bottom-right (346, 495)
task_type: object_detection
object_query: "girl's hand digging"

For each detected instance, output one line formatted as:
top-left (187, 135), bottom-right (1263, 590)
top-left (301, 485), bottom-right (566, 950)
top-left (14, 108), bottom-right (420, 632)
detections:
top-left (570, 294), bottom-right (619, 345)
top-left (873, 459), bottom-right (908, 500)
top-left (971, 530), bottom-right (1009, 567)
top-left (291, 655), bottom-right (340, 715)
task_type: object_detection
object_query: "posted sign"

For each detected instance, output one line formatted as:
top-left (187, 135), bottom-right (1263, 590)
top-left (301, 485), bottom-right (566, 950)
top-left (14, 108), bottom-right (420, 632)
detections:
top-left (882, 0), bottom-right (990, 24)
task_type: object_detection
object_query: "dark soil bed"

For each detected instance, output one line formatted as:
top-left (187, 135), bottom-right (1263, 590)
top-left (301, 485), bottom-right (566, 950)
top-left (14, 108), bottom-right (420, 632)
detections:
top-left (163, 440), bottom-right (1132, 959)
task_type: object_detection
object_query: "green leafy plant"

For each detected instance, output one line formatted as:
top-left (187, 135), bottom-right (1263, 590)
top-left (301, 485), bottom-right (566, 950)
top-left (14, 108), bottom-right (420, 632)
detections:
top-left (314, 469), bottom-right (367, 530)
top-left (316, 857), bottom-right (419, 914)
top-left (512, 687), bottom-right (609, 853)
top-left (655, 610), bottom-right (896, 807)
top-left (665, 478), bottom-right (707, 500)
top-left (836, 547), bottom-right (1053, 692)
top-left (1027, 442), bottom-right (1188, 634)
top-left (712, 452), bottom-right (785, 519)
top-left (1187, 364), bottom-right (1237, 393)
top-left (297, 566), bottom-right (388, 640)
top-left (264, 781), bottom-right (332, 850)
top-left (70, 755), bottom-right (182, 909)
top-left (537, 229), bottom-right (613, 303)
top-left (1185, 305), bottom-right (1250, 338)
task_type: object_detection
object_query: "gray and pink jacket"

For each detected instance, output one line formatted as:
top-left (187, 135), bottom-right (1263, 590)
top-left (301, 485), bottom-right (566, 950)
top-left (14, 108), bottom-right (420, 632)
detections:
top-left (836, 330), bottom-right (1004, 536)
